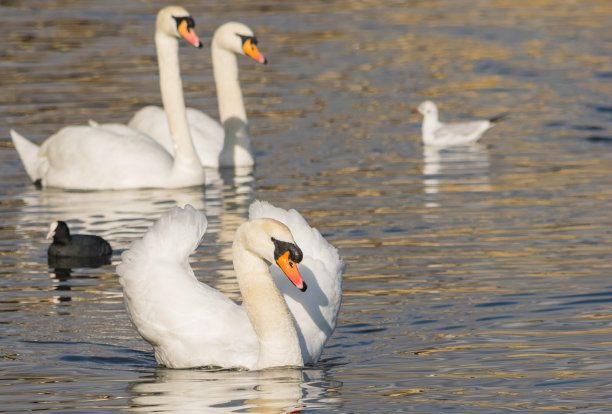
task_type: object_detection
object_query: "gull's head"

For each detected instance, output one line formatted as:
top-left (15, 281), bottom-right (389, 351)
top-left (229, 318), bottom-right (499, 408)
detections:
top-left (415, 100), bottom-right (438, 117)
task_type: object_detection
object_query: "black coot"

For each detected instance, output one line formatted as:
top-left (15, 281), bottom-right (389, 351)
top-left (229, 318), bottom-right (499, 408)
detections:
top-left (47, 221), bottom-right (112, 259)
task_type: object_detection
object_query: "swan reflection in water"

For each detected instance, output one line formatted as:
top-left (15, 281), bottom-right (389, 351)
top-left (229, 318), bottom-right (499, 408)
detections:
top-left (204, 166), bottom-right (255, 297)
top-left (14, 185), bottom-right (205, 304)
top-left (18, 186), bottom-right (208, 250)
top-left (16, 166), bottom-right (255, 302)
top-left (126, 366), bottom-right (341, 413)
top-left (422, 143), bottom-right (491, 208)
top-left (17, 166), bottom-right (254, 251)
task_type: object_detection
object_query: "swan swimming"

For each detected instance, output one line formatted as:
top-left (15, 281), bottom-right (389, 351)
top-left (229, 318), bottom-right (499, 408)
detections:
top-left (129, 21), bottom-right (267, 168)
top-left (117, 201), bottom-right (344, 369)
top-left (10, 6), bottom-right (204, 190)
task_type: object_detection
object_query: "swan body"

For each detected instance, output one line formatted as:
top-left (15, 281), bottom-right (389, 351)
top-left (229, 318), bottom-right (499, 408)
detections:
top-left (415, 100), bottom-right (507, 147)
top-left (128, 21), bottom-right (267, 168)
top-left (117, 202), bottom-right (343, 370)
top-left (129, 107), bottom-right (225, 167)
top-left (10, 6), bottom-right (204, 190)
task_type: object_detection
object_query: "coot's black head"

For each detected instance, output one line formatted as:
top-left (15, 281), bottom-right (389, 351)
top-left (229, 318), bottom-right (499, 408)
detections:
top-left (47, 221), bottom-right (71, 243)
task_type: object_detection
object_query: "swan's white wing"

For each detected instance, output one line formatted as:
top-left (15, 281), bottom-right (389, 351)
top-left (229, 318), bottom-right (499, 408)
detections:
top-left (128, 105), bottom-right (174, 153)
top-left (128, 105), bottom-right (224, 167)
top-left (249, 200), bottom-right (344, 364)
top-left (117, 205), bottom-right (258, 369)
top-left (186, 108), bottom-right (224, 167)
top-left (10, 129), bottom-right (44, 182)
top-left (36, 125), bottom-right (173, 190)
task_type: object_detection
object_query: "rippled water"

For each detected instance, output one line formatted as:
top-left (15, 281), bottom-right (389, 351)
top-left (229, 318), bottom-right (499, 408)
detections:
top-left (2, 0), bottom-right (612, 412)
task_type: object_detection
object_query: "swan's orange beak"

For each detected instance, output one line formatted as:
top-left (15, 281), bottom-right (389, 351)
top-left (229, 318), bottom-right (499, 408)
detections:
top-left (276, 251), bottom-right (307, 292)
top-left (243, 38), bottom-right (267, 64)
top-left (178, 19), bottom-right (203, 48)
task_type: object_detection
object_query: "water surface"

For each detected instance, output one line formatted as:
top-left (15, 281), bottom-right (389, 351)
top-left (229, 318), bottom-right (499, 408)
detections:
top-left (2, 0), bottom-right (612, 412)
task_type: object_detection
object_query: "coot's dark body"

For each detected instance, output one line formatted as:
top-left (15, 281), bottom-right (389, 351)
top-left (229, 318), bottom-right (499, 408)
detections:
top-left (47, 221), bottom-right (112, 258)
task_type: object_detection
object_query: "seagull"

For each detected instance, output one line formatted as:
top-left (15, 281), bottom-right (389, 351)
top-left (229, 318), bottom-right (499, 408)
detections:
top-left (413, 100), bottom-right (507, 147)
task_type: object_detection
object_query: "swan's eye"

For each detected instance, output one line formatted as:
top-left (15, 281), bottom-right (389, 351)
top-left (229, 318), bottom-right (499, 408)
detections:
top-left (173, 16), bottom-right (195, 29)
top-left (237, 34), bottom-right (258, 46)
top-left (272, 238), bottom-right (303, 263)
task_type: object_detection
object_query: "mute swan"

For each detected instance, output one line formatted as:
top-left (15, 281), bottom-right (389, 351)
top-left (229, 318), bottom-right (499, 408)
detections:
top-left (10, 6), bottom-right (204, 190)
top-left (47, 221), bottom-right (112, 258)
top-left (128, 21), bottom-right (267, 168)
top-left (117, 201), bottom-right (344, 370)
top-left (413, 100), bottom-right (508, 147)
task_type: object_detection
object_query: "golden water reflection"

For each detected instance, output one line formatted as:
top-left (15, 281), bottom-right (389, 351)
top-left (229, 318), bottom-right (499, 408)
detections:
top-left (2, 0), bottom-right (612, 412)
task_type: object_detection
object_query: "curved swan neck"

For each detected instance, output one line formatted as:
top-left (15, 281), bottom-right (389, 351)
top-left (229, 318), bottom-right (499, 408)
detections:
top-left (233, 224), bottom-right (303, 369)
top-left (212, 47), bottom-right (246, 123)
top-left (155, 32), bottom-right (200, 172)
top-left (212, 44), bottom-right (254, 167)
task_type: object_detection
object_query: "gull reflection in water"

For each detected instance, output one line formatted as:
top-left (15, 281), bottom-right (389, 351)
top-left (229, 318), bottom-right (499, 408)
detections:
top-left (126, 366), bottom-right (341, 413)
top-left (422, 143), bottom-right (491, 208)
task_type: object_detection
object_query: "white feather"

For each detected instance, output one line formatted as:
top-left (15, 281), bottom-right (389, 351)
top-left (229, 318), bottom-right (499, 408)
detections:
top-left (117, 202), bottom-right (344, 369)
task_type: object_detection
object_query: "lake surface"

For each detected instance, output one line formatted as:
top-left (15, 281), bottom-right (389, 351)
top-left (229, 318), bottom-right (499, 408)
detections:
top-left (2, 0), bottom-right (612, 412)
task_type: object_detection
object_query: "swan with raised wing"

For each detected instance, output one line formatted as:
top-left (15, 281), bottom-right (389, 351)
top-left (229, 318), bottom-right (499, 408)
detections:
top-left (128, 21), bottom-right (267, 168)
top-left (10, 6), bottom-right (204, 190)
top-left (117, 201), bottom-right (344, 369)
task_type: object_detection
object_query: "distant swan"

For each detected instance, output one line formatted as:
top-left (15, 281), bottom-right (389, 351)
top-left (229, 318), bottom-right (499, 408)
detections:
top-left (414, 100), bottom-right (507, 147)
top-left (10, 6), bottom-right (204, 190)
top-left (128, 21), bottom-right (267, 168)
top-left (117, 201), bottom-right (344, 370)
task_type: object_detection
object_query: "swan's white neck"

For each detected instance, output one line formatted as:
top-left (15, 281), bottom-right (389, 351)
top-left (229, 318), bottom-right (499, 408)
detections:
top-left (233, 224), bottom-right (302, 369)
top-left (212, 44), bottom-right (254, 167)
top-left (156, 32), bottom-right (201, 182)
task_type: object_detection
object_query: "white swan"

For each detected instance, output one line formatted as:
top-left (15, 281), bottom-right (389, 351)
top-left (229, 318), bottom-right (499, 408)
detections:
top-left (128, 21), bottom-right (267, 168)
top-left (414, 100), bottom-right (508, 147)
top-left (10, 6), bottom-right (204, 190)
top-left (117, 201), bottom-right (344, 370)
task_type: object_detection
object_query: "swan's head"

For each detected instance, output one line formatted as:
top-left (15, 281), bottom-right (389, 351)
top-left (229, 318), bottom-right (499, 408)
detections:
top-left (241, 218), bottom-right (306, 292)
top-left (157, 5), bottom-right (203, 48)
top-left (413, 100), bottom-right (438, 118)
top-left (46, 221), bottom-right (69, 241)
top-left (213, 21), bottom-right (267, 64)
